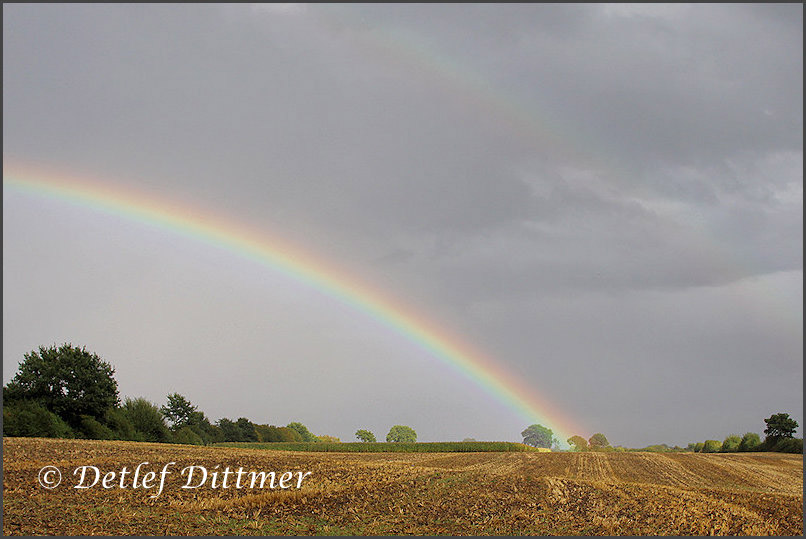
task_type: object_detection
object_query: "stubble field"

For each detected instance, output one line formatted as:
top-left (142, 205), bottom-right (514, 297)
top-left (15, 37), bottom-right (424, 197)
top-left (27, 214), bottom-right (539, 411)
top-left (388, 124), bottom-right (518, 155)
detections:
top-left (2, 437), bottom-right (802, 535)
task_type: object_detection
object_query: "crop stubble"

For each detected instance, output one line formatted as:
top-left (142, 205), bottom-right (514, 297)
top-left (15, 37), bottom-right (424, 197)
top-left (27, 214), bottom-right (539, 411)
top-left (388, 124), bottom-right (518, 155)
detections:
top-left (2, 437), bottom-right (802, 535)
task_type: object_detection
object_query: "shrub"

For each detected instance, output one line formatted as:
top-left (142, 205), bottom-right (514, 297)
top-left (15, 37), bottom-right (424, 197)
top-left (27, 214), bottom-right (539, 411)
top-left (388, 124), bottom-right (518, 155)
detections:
top-left (768, 437), bottom-right (803, 454)
top-left (255, 424), bottom-right (281, 442)
top-left (287, 422), bottom-right (319, 442)
top-left (278, 426), bottom-right (303, 442)
top-left (721, 434), bottom-right (741, 452)
top-left (188, 415), bottom-right (222, 445)
top-left (701, 440), bottom-right (722, 453)
top-left (356, 429), bottom-right (377, 443)
top-left (121, 397), bottom-right (170, 442)
top-left (172, 426), bottom-right (204, 445)
top-left (738, 432), bottom-right (761, 452)
top-left (252, 424), bottom-right (302, 442)
top-left (692, 442), bottom-right (705, 452)
top-left (104, 407), bottom-right (142, 441)
top-left (3, 401), bottom-right (73, 438)
top-left (78, 415), bottom-right (115, 440)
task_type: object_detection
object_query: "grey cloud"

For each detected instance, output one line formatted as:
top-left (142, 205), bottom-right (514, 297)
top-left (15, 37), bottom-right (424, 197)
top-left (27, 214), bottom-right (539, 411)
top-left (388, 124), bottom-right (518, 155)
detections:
top-left (3, 4), bottom-right (801, 446)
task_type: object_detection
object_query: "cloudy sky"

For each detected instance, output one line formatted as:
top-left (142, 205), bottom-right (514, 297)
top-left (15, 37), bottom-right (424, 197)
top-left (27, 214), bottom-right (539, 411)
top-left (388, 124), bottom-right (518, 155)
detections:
top-left (3, 4), bottom-right (802, 446)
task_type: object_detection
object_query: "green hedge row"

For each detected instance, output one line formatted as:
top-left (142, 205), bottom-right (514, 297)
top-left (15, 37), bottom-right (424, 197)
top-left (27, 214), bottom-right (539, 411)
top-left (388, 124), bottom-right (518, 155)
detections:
top-left (214, 441), bottom-right (540, 452)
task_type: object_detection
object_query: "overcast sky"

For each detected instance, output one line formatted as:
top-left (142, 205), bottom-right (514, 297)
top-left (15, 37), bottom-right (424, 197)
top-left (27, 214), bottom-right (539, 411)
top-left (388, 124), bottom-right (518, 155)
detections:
top-left (3, 4), bottom-right (802, 447)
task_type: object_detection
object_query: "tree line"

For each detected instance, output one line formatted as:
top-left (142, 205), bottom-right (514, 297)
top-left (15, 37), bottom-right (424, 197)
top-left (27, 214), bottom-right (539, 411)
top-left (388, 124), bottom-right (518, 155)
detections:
top-left (4, 343), bottom-right (799, 453)
top-left (520, 416), bottom-right (801, 454)
top-left (683, 414), bottom-right (802, 454)
top-left (2, 343), bottom-right (416, 445)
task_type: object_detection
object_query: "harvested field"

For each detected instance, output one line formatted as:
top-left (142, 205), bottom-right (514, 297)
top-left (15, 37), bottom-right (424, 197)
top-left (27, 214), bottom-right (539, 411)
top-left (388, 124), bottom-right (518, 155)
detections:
top-left (3, 437), bottom-right (802, 535)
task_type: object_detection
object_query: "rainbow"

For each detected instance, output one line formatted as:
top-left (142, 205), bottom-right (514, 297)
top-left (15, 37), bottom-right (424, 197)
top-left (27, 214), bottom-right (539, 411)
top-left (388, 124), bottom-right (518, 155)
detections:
top-left (304, 5), bottom-right (605, 170)
top-left (3, 163), bottom-right (585, 444)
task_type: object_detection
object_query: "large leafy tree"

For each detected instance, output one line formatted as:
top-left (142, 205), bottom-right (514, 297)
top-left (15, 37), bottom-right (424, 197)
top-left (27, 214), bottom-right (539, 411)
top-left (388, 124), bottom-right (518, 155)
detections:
top-left (386, 425), bottom-right (417, 443)
top-left (4, 344), bottom-right (119, 426)
top-left (764, 413), bottom-right (798, 441)
top-left (521, 424), bottom-right (555, 448)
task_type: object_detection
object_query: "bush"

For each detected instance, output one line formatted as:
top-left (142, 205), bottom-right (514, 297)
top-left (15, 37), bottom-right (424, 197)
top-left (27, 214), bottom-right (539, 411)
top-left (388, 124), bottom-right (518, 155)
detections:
top-left (738, 432), bottom-right (761, 452)
top-left (3, 401), bottom-right (73, 438)
top-left (189, 418), bottom-right (222, 445)
top-left (287, 422), bottom-right (319, 442)
top-left (172, 426), bottom-right (204, 445)
top-left (767, 437), bottom-right (803, 454)
top-left (356, 429), bottom-right (377, 443)
top-left (121, 397), bottom-right (170, 442)
top-left (255, 424), bottom-right (281, 442)
top-left (701, 440), bottom-right (722, 453)
top-left (278, 426), bottom-right (303, 442)
top-left (77, 415), bottom-right (115, 440)
top-left (721, 434), bottom-right (741, 452)
top-left (104, 407), bottom-right (142, 441)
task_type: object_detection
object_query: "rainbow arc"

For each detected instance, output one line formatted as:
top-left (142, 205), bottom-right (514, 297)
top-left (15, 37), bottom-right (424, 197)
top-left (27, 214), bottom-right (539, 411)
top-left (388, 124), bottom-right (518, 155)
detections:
top-left (4, 164), bottom-right (585, 444)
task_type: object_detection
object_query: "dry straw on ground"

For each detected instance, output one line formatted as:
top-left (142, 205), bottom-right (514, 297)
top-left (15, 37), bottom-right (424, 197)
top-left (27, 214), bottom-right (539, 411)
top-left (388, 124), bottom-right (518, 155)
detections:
top-left (2, 437), bottom-right (802, 535)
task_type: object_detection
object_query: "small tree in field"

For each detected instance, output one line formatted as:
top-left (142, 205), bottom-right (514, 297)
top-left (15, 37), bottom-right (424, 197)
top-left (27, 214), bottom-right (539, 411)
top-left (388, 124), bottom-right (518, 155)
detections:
top-left (355, 429), bottom-right (377, 442)
top-left (160, 393), bottom-right (199, 431)
top-left (521, 424), bottom-right (554, 448)
top-left (386, 425), bottom-right (417, 443)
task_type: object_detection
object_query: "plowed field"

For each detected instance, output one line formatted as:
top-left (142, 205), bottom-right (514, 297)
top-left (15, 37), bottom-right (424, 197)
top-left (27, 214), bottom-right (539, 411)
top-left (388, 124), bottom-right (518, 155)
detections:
top-left (3, 437), bottom-right (802, 535)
